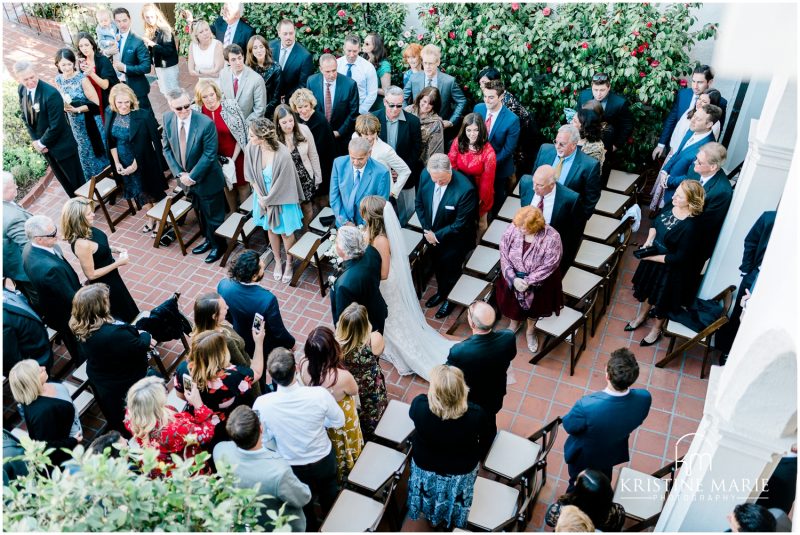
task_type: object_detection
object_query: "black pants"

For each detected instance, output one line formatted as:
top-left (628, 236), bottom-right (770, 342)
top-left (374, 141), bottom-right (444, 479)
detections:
top-left (190, 190), bottom-right (226, 249)
top-left (46, 152), bottom-right (85, 198)
top-left (291, 448), bottom-right (338, 531)
top-left (432, 243), bottom-right (468, 299)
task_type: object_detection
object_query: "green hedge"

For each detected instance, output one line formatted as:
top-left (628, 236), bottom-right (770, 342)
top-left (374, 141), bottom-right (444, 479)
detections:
top-left (3, 79), bottom-right (48, 193)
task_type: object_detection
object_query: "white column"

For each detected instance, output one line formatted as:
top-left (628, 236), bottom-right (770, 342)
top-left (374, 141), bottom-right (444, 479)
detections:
top-left (699, 77), bottom-right (796, 298)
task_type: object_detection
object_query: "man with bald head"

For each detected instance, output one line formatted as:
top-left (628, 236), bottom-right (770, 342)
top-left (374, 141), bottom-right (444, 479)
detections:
top-left (446, 301), bottom-right (516, 436)
top-left (519, 164), bottom-right (582, 272)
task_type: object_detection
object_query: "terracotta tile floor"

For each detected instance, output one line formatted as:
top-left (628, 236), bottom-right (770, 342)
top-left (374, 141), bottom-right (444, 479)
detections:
top-left (3, 22), bottom-right (712, 531)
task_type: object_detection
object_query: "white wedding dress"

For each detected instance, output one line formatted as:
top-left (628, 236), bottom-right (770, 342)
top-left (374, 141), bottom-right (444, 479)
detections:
top-left (380, 203), bottom-right (455, 381)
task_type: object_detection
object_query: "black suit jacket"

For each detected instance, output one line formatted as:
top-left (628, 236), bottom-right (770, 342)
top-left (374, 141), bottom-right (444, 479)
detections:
top-left (415, 169), bottom-right (477, 246)
top-left (695, 169), bottom-right (733, 260)
top-left (18, 80), bottom-right (78, 160)
top-left (577, 89), bottom-right (633, 149)
top-left (269, 39), bottom-right (315, 101)
top-left (118, 32), bottom-right (152, 101)
top-left (374, 110), bottom-right (423, 189)
top-left (331, 246), bottom-right (388, 333)
top-left (94, 54), bottom-right (119, 109)
top-left (211, 17), bottom-right (256, 53)
top-left (519, 176), bottom-right (582, 267)
top-left (446, 330), bottom-right (517, 415)
top-left (307, 73), bottom-right (360, 139)
top-left (21, 244), bottom-right (81, 331)
top-left (533, 146), bottom-right (601, 220)
top-left (3, 288), bottom-right (53, 375)
top-left (740, 211), bottom-right (776, 275)
top-left (105, 108), bottom-right (166, 202)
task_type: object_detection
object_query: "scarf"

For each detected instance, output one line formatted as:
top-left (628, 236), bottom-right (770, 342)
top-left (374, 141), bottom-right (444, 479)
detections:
top-left (243, 141), bottom-right (305, 229)
top-left (499, 224), bottom-right (562, 310)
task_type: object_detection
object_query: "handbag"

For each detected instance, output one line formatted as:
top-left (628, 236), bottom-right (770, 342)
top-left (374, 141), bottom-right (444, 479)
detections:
top-left (633, 245), bottom-right (662, 259)
top-left (219, 155), bottom-right (236, 190)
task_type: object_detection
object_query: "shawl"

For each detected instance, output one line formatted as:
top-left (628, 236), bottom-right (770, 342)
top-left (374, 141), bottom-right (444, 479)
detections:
top-left (406, 106), bottom-right (445, 162)
top-left (191, 99), bottom-right (248, 148)
top-left (244, 141), bottom-right (305, 229)
top-left (499, 224), bottom-right (562, 310)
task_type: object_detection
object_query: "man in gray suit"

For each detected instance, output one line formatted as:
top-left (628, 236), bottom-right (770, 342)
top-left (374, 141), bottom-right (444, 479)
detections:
top-left (219, 44), bottom-right (266, 125)
top-left (3, 172), bottom-right (36, 303)
top-left (162, 88), bottom-right (227, 263)
top-left (403, 43), bottom-right (466, 131)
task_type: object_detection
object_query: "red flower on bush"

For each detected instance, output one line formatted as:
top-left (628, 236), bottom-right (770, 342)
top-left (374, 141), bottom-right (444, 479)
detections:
top-left (639, 72), bottom-right (646, 77)
top-left (543, 7), bottom-right (552, 16)
top-left (628, 137), bottom-right (635, 144)
top-left (183, 25), bottom-right (190, 34)
top-left (324, 47), bottom-right (331, 53)
top-left (643, 42), bottom-right (649, 49)
top-left (295, 21), bottom-right (304, 28)
top-left (526, 43), bottom-right (532, 50)
top-left (646, 21), bottom-right (653, 28)
top-left (581, 42), bottom-right (588, 49)
top-left (650, 60), bottom-right (660, 67)
top-left (631, 50), bottom-right (637, 57)
top-left (561, 87), bottom-right (567, 93)
top-left (546, 66), bottom-right (551, 72)
top-left (347, 17), bottom-right (354, 25)
top-left (679, 79), bottom-right (688, 87)
top-left (429, 7), bottom-right (437, 15)
top-left (336, 9), bottom-right (345, 17)
top-left (417, 33), bottom-right (424, 40)
top-left (466, 28), bottom-right (473, 37)
top-left (632, 30), bottom-right (640, 37)
top-left (448, 31), bottom-right (456, 39)
top-left (511, 3), bottom-right (520, 11)
top-left (638, 44), bottom-right (646, 53)
top-left (600, 19), bottom-right (607, 25)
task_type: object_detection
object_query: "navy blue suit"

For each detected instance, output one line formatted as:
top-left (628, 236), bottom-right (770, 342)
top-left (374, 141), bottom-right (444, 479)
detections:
top-left (118, 32), bottom-right (152, 109)
top-left (307, 73), bottom-right (360, 154)
top-left (211, 17), bottom-right (255, 53)
top-left (563, 389), bottom-right (652, 489)
top-left (662, 131), bottom-right (715, 204)
top-left (329, 156), bottom-right (391, 227)
top-left (269, 39), bottom-right (315, 102)
top-left (474, 103), bottom-right (520, 215)
top-left (532, 145), bottom-right (601, 220)
top-left (658, 88), bottom-right (729, 151)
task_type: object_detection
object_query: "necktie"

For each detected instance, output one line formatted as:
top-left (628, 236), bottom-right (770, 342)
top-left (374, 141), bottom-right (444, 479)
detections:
top-left (119, 34), bottom-right (127, 56)
top-left (354, 169), bottom-right (361, 186)
top-left (537, 194), bottom-right (545, 212)
top-left (485, 113), bottom-right (493, 132)
top-left (25, 91), bottom-right (34, 124)
top-left (554, 157), bottom-right (565, 183)
top-left (279, 48), bottom-right (288, 68)
top-left (179, 121), bottom-right (188, 168)
top-left (346, 63), bottom-right (354, 78)
top-left (432, 185), bottom-right (443, 218)
top-left (223, 25), bottom-right (234, 46)
top-left (324, 83), bottom-right (333, 123)
top-left (233, 76), bottom-right (239, 97)
top-left (426, 78), bottom-right (433, 87)
top-left (347, 168), bottom-right (361, 218)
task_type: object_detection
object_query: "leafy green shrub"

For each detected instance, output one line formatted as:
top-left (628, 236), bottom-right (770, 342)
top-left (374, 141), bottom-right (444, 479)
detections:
top-left (4, 437), bottom-right (293, 532)
top-left (21, 2), bottom-right (99, 43)
top-left (2, 79), bottom-right (48, 194)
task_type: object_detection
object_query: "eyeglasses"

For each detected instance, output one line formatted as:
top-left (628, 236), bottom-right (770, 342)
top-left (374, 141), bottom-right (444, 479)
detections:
top-left (386, 104), bottom-right (404, 109)
top-left (172, 103), bottom-right (191, 111)
top-left (592, 73), bottom-right (609, 84)
top-left (35, 228), bottom-right (58, 238)
top-left (553, 139), bottom-right (572, 148)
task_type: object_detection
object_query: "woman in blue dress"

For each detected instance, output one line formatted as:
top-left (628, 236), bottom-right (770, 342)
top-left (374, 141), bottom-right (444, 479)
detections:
top-left (244, 118), bottom-right (305, 284)
top-left (54, 48), bottom-right (109, 183)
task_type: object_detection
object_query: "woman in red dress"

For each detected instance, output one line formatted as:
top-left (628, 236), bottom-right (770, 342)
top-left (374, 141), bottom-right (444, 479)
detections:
top-left (448, 113), bottom-right (496, 240)
top-left (192, 79), bottom-right (250, 210)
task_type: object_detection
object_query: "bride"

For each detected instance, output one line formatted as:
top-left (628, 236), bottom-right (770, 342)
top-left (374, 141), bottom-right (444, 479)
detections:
top-left (360, 195), bottom-right (455, 381)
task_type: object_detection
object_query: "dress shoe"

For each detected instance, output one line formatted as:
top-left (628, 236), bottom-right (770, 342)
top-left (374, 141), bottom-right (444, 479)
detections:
top-left (204, 248), bottom-right (222, 264)
top-left (624, 319), bottom-right (645, 332)
top-left (192, 241), bottom-right (212, 255)
top-left (425, 293), bottom-right (444, 308)
top-left (640, 331), bottom-right (662, 347)
top-left (434, 300), bottom-right (453, 318)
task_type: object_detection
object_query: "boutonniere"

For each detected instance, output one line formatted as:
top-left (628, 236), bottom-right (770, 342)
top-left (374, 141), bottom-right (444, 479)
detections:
top-left (32, 102), bottom-right (40, 113)
top-left (324, 229), bottom-right (345, 286)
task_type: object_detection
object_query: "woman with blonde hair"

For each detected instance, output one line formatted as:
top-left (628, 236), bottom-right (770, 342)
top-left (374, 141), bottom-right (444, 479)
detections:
top-left (188, 20), bottom-right (224, 78)
top-left (335, 302), bottom-right (387, 438)
top-left (359, 195), bottom-right (454, 380)
top-left (125, 376), bottom-right (215, 465)
top-left (9, 359), bottom-right (83, 466)
top-left (275, 103), bottom-right (322, 226)
top-left (353, 114), bottom-right (411, 199)
top-left (554, 505), bottom-right (596, 532)
top-left (104, 83), bottom-right (168, 234)
top-left (70, 284), bottom-right (151, 434)
top-left (289, 88), bottom-right (335, 204)
top-left (405, 365), bottom-right (493, 530)
top-left (192, 78), bottom-right (250, 208)
top-left (141, 3), bottom-right (180, 96)
top-left (246, 35), bottom-right (281, 118)
top-left (245, 117), bottom-right (305, 283)
top-left (61, 197), bottom-right (138, 322)
top-left (174, 328), bottom-right (264, 444)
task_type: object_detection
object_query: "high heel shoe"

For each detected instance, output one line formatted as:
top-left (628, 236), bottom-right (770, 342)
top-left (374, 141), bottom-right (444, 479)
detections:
top-left (273, 263), bottom-right (283, 281)
top-left (624, 319), bottom-right (646, 332)
top-left (640, 331), bottom-right (662, 347)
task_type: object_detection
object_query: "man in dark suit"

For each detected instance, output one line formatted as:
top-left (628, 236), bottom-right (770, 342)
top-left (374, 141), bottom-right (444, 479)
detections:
top-left (217, 250), bottom-right (295, 392)
top-left (404, 44), bottom-right (467, 131)
top-left (21, 215), bottom-right (83, 363)
top-left (653, 64), bottom-right (728, 160)
top-left (690, 142), bottom-right (733, 263)
top-left (374, 86), bottom-right (422, 224)
top-left (211, 2), bottom-right (255, 52)
top-left (270, 19), bottom-right (315, 104)
top-left (14, 62), bottom-right (85, 198)
top-left (532, 125), bottom-right (601, 220)
top-left (308, 54), bottom-right (360, 156)
top-left (162, 88), bottom-right (227, 263)
top-left (519, 165), bottom-right (582, 272)
top-left (3, 172), bottom-right (36, 303)
top-left (330, 138), bottom-right (390, 227)
top-left (3, 285), bottom-right (53, 375)
top-left (475, 79), bottom-right (521, 217)
top-left (111, 8), bottom-right (153, 110)
top-left (446, 301), bottom-right (516, 436)
top-left (330, 226), bottom-right (388, 333)
top-left (415, 153), bottom-right (477, 318)
top-left (563, 348), bottom-right (652, 491)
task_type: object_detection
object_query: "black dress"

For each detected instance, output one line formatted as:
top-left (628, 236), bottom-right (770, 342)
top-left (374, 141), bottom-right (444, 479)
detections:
top-left (631, 207), bottom-right (697, 318)
top-left (300, 110), bottom-right (335, 197)
top-left (73, 227), bottom-right (139, 322)
top-left (22, 388), bottom-right (79, 466)
top-left (82, 321), bottom-right (150, 434)
top-left (253, 63), bottom-right (282, 120)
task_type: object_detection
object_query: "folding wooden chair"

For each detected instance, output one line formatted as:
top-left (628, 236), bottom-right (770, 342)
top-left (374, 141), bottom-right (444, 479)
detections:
top-left (613, 459), bottom-right (681, 531)
top-left (465, 245), bottom-right (501, 281)
top-left (605, 169), bottom-right (641, 196)
top-left (214, 212), bottom-right (257, 267)
top-left (74, 166), bottom-right (136, 233)
top-left (147, 196), bottom-right (201, 255)
top-left (561, 266), bottom-right (604, 337)
top-left (287, 229), bottom-right (333, 296)
top-left (497, 196), bottom-right (522, 222)
top-left (321, 478), bottom-right (398, 532)
top-left (657, 285), bottom-right (737, 379)
top-left (532, 290), bottom-right (597, 375)
top-left (445, 274), bottom-right (494, 335)
top-left (583, 213), bottom-right (628, 245)
top-left (573, 239), bottom-right (616, 275)
top-left (594, 190), bottom-right (634, 219)
top-left (346, 441), bottom-right (411, 498)
top-left (373, 399), bottom-right (415, 451)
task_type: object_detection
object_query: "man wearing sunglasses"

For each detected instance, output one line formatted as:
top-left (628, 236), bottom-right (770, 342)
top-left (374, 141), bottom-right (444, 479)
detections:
top-left (21, 215), bottom-right (83, 363)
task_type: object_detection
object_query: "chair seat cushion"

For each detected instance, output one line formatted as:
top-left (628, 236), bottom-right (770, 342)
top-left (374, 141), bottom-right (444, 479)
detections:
top-left (215, 213), bottom-right (247, 238)
top-left (321, 490), bottom-right (384, 532)
top-left (467, 476), bottom-right (519, 531)
top-left (498, 197), bottom-right (521, 221)
top-left (373, 399), bottom-right (414, 446)
top-left (584, 214), bottom-right (622, 242)
top-left (482, 220), bottom-right (510, 247)
top-left (449, 275), bottom-right (490, 306)
top-left (606, 169), bottom-right (639, 193)
top-left (347, 442), bottom-right (407, 492)
top-left (536, 306), bottom-right (582, 336)
top-left (466, 246), bottom-right (501, 276)
top-left (310, 207), bottom-right (335, 234)
top-left (483, 430), bottom-right (541, 480)
top-left (613, 466), bottom-right (667, 521)
top-left (574, 240), bottom-right (615, 271)
top-left (561, 267), bottom-right (603, 301)
top-left (665, 320), bottom-right (698, 340)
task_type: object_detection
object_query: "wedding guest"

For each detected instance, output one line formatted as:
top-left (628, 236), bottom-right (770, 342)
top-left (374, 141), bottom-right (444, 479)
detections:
top-left (546, 469), bottom-right (626, 531)
top-left (245, 118), bottom-right (304, 283)
top-left (353, 113), bottom-right (411, 201)
top-left (405, 86), bottom-right (445, 164)
top-left (219, 44), bottom-right (266, 125)
top-left (3, 173), bottom-right (35, 302)
top-left (581, 99), bottom-right (615, 156)
top-left (3, 285), bottom-right (53, 375)
top-left (94, 8), bottom-right (119, 63)
top-left (363, 32), bottom-right (391, 112)
top-left (193, 78), bottom-right (250, 209)
top-left (105, 83), bottom-right (168, 234)
top-left (75, 32), bottom-right (118, 124)
top-left (211, 1), bottom-right (255, 52)
top-left (246, 35), bottom-right (282, 119)
top-left (111, 8), bottom-right (153, 110)
top-left (337, 34), bottom-right (378, 114)
top-left (329, 137), bottom-right (391, 227)
top-left (289, 88), bottom-right (336, 206)
top-left (307, 53), bottom-right (360, 156)
top-left (477, 67), bottom-right (535, 163)
top-left (54, 48), bottom-right (109, 184)
top-left (404, 44), bottom-right (467, 131)
top-left (275, 104), bottom-right (322, 226)
top-left (554, 506), bottom-right (595, 533)
top-left (571, 108), bottom-right (606, 172)
top-left (270, 18), bottom-right (315, 102)
top-left (141, 3), bottom-right (180, 97)
top-left (401, 43), bottom-right (423, 87)
top-left (496, 206), bottom-right (563, 354)
top-left (188, 20), bottom-right (224, 79)
top-left (61, 197), bottom-right (138, 323)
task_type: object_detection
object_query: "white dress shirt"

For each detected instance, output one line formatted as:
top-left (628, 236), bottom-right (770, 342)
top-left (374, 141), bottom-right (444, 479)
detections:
top-left (336, 55), bottom-right (378, 113)
top-left (531, 188), bottom-right (556, 224)
top-left (432, 183), bottom-right (448, 218)
top-left (253, 381), bottom-right (345, 466)
top-left (278, 43), bottom-right (295, 69)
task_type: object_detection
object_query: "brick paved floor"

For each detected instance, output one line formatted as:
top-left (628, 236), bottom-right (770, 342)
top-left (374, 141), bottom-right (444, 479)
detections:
top-left (3, 21), bottom-right (711, 531)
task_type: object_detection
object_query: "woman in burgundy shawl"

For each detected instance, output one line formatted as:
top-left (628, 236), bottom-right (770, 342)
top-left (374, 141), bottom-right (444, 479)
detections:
top-left (495, 206), bottom-right (564, 354)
